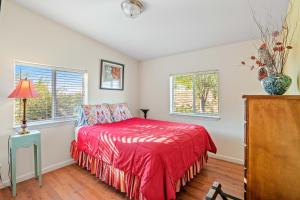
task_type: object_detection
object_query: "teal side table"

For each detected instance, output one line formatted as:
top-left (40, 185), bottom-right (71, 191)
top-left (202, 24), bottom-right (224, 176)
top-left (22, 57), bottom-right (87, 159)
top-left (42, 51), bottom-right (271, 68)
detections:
top-left (9, 130), bottom-right (42, 197)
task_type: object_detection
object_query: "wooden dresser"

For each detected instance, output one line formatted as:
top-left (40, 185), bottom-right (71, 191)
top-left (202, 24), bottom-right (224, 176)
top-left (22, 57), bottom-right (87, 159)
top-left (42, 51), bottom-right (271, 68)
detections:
top-left (243, 95), bottom-right (300, 200)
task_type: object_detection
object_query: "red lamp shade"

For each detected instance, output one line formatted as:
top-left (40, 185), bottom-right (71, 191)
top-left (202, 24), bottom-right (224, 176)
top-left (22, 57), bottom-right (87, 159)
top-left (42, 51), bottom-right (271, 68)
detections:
top-left (8, 79), bottom-right (39, 98)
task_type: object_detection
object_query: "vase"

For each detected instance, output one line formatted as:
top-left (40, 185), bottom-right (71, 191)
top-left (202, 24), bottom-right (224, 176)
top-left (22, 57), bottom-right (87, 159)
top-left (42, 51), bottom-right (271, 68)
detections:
top-left (261, 74), bottom-right (292, 95)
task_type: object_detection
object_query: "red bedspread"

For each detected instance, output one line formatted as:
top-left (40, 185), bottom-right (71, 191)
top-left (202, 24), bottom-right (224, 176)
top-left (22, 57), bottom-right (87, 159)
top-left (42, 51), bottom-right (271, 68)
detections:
top-left (77, 118), bottom-right (216, 200)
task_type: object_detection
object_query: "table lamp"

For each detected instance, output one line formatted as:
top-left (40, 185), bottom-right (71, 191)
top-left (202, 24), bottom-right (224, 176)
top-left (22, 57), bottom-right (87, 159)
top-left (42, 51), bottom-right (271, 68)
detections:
top-left (8, 78), bottom-right (39, 134)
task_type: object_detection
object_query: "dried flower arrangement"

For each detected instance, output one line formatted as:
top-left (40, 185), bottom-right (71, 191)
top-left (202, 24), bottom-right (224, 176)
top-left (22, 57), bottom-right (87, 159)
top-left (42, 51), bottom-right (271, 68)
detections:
top-left (241, 2), bottom-right (297, 81)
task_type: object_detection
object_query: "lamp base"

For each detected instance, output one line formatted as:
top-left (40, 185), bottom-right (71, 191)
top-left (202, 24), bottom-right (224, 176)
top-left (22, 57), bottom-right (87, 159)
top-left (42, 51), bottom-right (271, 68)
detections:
top-left (18, 128), bottom-right (29, 135)
top-left (18, 123), bottom-right (29, 135)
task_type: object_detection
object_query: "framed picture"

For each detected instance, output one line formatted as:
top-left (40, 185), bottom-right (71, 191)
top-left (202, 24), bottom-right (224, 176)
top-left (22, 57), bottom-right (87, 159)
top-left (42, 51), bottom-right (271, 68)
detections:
top-left (100, 59), bottom-right (124, 90)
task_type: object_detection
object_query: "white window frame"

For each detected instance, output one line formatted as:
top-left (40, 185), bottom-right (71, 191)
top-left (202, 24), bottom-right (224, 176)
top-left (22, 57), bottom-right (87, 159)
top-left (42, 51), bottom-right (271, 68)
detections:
top-left (13, 61), bottom-right (88, 128)
top-left (169, 70), bottom-right (220, 119)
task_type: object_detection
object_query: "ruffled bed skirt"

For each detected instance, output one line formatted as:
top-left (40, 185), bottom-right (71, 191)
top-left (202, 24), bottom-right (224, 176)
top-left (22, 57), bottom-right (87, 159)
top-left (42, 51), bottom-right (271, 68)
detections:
top-left (70, 140), bottom-right (207, 200)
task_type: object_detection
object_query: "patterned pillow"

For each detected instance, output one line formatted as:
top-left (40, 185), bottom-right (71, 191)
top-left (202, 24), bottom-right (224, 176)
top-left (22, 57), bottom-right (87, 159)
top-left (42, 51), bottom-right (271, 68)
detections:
top-left (82, 104), bottom-right (113, 125)
top-left (109, 103), bottom-right (133, 122)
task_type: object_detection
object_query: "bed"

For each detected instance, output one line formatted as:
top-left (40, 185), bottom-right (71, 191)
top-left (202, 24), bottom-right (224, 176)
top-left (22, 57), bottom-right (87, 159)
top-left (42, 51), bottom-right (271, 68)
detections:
top-left (70, 104), bottom-right (216, 200)
top-left (70, 103), bottom-right (217, 200)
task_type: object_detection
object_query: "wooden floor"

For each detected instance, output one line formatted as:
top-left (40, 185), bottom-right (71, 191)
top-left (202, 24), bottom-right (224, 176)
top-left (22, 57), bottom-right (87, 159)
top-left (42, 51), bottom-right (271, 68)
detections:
top-left (0, 158), bottom-right (243, 200)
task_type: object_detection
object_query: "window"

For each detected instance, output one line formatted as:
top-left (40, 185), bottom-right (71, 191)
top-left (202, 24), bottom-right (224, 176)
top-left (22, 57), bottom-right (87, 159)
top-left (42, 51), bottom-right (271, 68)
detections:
top-left (170, 71), bottom-right (219, 117)
top-left (14, 62), bottom-right (87, 126)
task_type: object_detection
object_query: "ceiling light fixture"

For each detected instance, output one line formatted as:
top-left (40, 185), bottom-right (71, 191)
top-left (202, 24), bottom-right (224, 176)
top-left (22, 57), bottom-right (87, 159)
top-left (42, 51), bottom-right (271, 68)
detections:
top-left (121, 0), bottom-right (144, 19)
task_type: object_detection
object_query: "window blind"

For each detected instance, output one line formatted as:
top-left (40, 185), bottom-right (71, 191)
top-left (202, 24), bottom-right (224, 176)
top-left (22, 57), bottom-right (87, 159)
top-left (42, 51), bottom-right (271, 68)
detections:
top-left (15, 63), bottom-right (86, 125)
top-left (171, 74), bottom-right (194, 113)
top-left (170, 71), bottom-right (219, 116)
top-left (55, 70), bottom-right (85, 118)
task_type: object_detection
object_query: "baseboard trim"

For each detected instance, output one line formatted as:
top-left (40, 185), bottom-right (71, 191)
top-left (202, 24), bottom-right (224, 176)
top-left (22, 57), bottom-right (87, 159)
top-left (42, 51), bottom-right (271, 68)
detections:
top-left (208, 153), bottom-right (243, 165)
top-left (0, 159), bottom-right (75, 189)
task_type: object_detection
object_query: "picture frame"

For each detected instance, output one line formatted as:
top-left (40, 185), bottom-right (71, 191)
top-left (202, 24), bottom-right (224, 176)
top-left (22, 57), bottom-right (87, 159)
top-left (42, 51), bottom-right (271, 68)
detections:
top-left (100, 59), bottom-right (124, 90)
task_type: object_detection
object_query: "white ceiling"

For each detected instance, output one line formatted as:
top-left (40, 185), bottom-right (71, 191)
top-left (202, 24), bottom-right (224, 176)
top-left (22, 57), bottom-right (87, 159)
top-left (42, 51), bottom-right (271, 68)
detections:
top-left (15, 0), bottom-right (289, 61)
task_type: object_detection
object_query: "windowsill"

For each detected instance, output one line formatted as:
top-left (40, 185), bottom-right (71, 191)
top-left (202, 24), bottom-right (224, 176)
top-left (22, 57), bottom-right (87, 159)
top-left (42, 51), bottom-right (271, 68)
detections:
top-left (169, 112), bottom-right (221, 120)
top-left (13, 118), bottom-right (76, 130)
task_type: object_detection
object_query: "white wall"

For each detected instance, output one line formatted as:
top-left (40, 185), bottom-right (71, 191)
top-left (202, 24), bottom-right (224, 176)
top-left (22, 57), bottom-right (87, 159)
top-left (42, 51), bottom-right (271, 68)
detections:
top-left (0, 1), bottom-right (139, 186)
top-left (285, 0), bottom-right (300, 94)
top-left (139, 40), bottom-right (265, 163)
